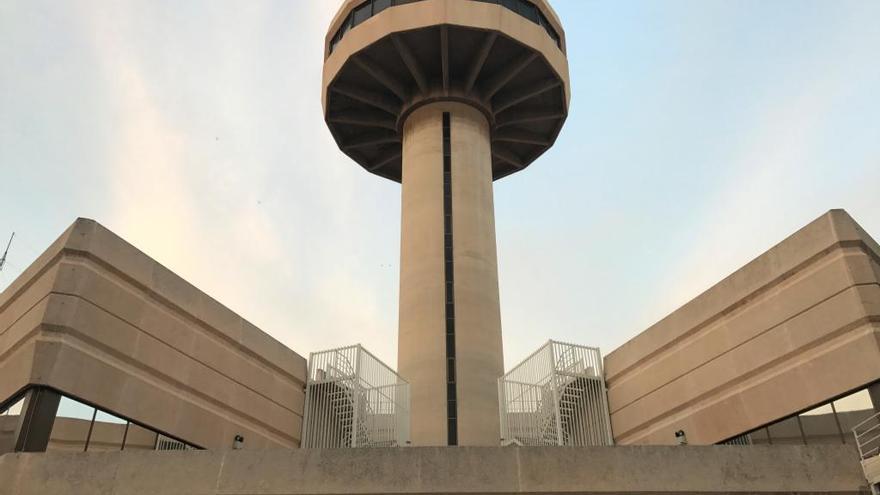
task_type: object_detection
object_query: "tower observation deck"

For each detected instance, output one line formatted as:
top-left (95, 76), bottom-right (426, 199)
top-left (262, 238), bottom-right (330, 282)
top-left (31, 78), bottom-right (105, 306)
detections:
top-left (322, 0), bottom-right (570, 446)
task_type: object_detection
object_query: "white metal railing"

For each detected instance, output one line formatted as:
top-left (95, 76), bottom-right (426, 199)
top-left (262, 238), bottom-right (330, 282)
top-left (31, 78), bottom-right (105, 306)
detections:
top-left (720, 433), bottom-right (753, 445)
top-left (155, 434), bottom-right (194, 451)
top-left (302, 344), bottom-right (410, 448)
top-left (854, 410), bottom-right (880, 461)
top-left (499, 340), bottom-right (614, 446)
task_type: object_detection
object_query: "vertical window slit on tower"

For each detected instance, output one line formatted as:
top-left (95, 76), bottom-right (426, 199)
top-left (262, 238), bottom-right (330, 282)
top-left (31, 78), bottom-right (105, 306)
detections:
top-left (442, 112), bottom-right (458, 446)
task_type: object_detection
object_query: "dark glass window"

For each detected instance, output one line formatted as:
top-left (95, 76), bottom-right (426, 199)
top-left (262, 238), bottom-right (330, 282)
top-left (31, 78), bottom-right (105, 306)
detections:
top-left (447, 358), bottom-right (456, 383)
top-left (0, 395), bottom-right (24, 416)
top-left (352, 2), bottom-right (372, 27)
top-left (834, 389), bottom-right (875, 433)
top-left (329, 0), bottom-right (563, 55)
top-left (749, 427), bottom-right (771, 445)
top-left (766, 416), bottom-right (803, 445)
top-left (538, 11), bottom-right (561, 47)
top-left (49, 396), bottom-right (95, 452)
top-left (337, 15), bottom-right (351, 45)
top-left (123, 423), bottom-right (159, 451)
top-left (718, 385), bottom-right (878, 448)
top-left (442, 111), bottom-right (457, 447)
top-left (0, 395), bottom-right (25, 454)
top-left (447, 419), bottom-right (457, 446)
top-left (374, 0), bottom-right (392, 14)
top-left (86, 410), bottom-right (128, 452)
top-left (1, 386), bottom-right (199, 454)
top-left (800, 403), bottom-right (845, 444)
top-left (510, 0), bottom-right (538, 22)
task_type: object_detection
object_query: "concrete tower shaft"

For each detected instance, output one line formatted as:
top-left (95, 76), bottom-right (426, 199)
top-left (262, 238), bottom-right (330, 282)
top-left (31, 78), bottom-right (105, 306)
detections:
top-left (399, 102), bottom-right (503, 445)
top-left (322, 0), bottom-right (569, 446)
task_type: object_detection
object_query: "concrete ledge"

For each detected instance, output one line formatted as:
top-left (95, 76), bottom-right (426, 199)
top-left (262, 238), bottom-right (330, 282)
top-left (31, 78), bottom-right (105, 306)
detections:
top-left (0, 445), bottom-right (868, 494)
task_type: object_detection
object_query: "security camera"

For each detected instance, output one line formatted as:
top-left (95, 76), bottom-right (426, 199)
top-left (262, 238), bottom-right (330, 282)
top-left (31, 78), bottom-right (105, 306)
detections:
top-left (674, 430), bottom-right (688, 446)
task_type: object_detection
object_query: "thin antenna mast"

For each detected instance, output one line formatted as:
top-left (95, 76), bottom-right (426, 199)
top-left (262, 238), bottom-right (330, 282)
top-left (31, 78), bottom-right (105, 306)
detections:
top-left (0, 232), bottom-right (14, 272)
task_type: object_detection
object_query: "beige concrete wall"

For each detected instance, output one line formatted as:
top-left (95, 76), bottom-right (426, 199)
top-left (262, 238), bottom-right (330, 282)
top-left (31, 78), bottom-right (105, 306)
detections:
top-left (605, 209), bottom-right (880, 445)
top-left (398, 103), bottom-right (448, 446)
top-left (449, 104), bottom-right (504, 446)
top-left (746, 410), bottom-right (870, 445)
top-left (0, 218), bottom-right (308, 450)
top-left (0, 445), bottom-right (866, 494)
top-left (398, 102), bottom-right (503, 446)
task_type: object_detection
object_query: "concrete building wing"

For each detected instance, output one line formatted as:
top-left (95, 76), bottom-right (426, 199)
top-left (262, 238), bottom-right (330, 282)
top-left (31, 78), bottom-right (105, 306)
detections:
top-left (0, 218), bottom-right (307, 452)
top-left (605, 209), bottom-right (880, 445)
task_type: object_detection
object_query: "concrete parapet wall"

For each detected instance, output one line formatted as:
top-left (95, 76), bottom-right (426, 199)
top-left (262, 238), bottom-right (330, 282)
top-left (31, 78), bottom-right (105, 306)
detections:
top-left (605, 209), bottom-right (880, 445)
top-left (0, 445), bottom-right (867, 494)
top-left (0, 218), bottom-right (307, 449)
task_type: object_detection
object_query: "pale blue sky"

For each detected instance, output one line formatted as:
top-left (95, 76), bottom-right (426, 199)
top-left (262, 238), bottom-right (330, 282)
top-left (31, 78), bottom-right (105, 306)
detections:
top-left (1, 0), bottom-right (878, 369)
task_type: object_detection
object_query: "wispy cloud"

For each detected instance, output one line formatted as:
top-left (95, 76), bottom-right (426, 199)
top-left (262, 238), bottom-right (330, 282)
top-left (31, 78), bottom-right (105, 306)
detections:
top-left (64, 1), bottom-right (401, 361)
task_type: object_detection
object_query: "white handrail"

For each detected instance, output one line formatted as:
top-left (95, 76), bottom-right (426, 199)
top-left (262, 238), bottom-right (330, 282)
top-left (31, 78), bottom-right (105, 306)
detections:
top-left (853, 410), bottom-right (880, 461)
top-left (854, 410), bottom-right (880, 432)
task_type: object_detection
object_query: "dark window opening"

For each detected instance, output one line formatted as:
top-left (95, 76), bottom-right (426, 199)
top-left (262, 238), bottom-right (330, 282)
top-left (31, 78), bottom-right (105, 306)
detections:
top-left (0, 386), bottom-right (200, 454)
top-left (373, 0), bottom-right (392, 14)
top-left (328, 0), bottom-right (563, 55)
top-left (352, 2), bottom-right (372, 27)
top-left (442, 112), bottom-right (458, 446)
top-left (447, 419), bottom-right (457, 444)
top-left (717, 385), bottom-right (877, 447)
top-left (447, 400), bottom-right (457, 419)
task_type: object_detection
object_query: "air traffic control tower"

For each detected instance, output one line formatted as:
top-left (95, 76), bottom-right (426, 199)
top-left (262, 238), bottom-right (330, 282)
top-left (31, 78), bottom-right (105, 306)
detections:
top-left (322, 0), bottom-right (570, 446)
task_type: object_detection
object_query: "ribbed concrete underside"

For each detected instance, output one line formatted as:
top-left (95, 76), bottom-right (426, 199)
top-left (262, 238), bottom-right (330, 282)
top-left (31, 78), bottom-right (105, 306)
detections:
top-left (0, 445), bottom-right (866, 494)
